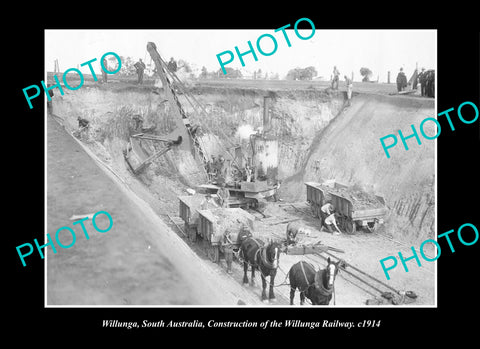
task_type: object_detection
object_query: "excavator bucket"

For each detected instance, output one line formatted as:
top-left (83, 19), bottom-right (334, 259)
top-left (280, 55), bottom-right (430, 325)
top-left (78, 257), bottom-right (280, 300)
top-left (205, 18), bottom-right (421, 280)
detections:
top-left (124, 134), bottom-right (181, 174)
top-left (124, 137), bottom-right (151, 174)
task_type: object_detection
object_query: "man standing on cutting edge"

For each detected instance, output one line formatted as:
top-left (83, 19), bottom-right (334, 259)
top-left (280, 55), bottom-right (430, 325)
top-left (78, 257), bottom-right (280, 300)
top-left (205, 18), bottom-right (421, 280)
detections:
top-left (331, 66), bottom-right (340, 90)
top-left (134, 58), bottom-right (146, 85)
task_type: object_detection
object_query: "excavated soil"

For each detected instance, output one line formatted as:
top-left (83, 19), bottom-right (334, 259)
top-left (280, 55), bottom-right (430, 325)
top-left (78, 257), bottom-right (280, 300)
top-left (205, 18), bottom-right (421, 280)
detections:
top-left (282, 93), bottom-right (435, 245)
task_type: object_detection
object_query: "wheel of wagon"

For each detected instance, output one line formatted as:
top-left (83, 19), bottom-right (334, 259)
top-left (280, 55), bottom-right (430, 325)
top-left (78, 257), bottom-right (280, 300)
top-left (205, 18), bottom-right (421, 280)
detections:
top-left (344, 218), bottom-right (356, 234)
top-left (207, 244), bottom-right (220, 263)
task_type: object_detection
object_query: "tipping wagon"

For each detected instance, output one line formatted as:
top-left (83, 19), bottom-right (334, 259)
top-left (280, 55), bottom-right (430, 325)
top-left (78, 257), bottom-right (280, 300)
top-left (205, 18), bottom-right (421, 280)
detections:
top-left (196, 208), bottom-right (256, 264)
top-left (178, 194), bottom-right (215, 242)
top-left (305, 181), bottom-right (388, 234)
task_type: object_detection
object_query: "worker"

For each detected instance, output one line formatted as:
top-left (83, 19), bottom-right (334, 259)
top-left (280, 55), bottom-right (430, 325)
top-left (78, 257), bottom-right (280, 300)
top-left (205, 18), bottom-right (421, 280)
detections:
top-left (134, 58), bottom-right (146, 84)
top-left (286, 221), bottom-right (312, 245)
top-left (217, 155), bottom-right (225, 169)
top-left (167, 57), bottom-right (178, 73)
top-left (425, 70), bottom-right (435, 97)
top-left (273, 180), bottom-right (282, 202)
top-left (132, 114), bottom-right (143, 130)
top-left (224, 159), bottom-right (234, 185)
top-left (77, 116), bottom-right (89, 129)
top-left (231, 165), bottom-right (243, 186)
top-left (344, 75), bottom-right (353, 105)
top-left (324, 212), bottom-right (342, 235)
top-left (245, 164), bottom-right (253, 182)
top-left (200, 193), bottom-right (219, 210)
top-left (396, 68), bottom-right (407, 92)
top-left (102, 57), bottom-right (108, 83)
top-left (418, 68), bottom-right (426, 96)
top-left (77, 116), bottom-right (90, 139)
top-left (256, 161), bottom-right (266, 181)
top-left (216, 155), bottom-right (225, 182)
top-left (286, 222), bottom-right (301, 245)
top-left (221, 229), bottom-right (234, 274)
top-left (320, 202), bottom-right (335, 225)
top-left (208, 155), bottom-right (217, 182)
top-left (331, 66), bottom-right (340, 90)
top-left (206, 159), bottom-right (213, 182)
top-left (217, 182), bottom-right (230, 208)
top-left (238, 225), bottom-right (253, 244)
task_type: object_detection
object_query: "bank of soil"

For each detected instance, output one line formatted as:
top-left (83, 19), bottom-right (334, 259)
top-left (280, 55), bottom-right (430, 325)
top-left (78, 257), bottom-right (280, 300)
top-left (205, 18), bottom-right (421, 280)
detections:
top-left (47, 113), bottom-right (265, 306)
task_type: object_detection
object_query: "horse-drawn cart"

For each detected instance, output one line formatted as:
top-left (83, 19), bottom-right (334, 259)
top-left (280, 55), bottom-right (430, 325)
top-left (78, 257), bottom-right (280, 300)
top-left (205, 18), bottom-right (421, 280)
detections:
top-left (197, 208), bottom-right (256, 264)
top-left (178, 194), bottom-right (210, 242)
top-left (305, 181), bottom-right (387, 234)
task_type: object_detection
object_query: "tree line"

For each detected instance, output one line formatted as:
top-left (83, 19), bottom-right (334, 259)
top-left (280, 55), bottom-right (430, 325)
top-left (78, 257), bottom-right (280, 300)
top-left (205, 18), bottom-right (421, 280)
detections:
top-left (116, 55), bottom-right (378, 82)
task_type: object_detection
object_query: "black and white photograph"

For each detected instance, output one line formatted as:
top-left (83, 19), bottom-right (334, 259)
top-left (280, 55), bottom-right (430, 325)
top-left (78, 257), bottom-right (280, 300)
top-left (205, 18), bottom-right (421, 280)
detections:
top-left (8, 16), bottom-right (479, 341)
top-left (42, 29), bottom-right (437, 307)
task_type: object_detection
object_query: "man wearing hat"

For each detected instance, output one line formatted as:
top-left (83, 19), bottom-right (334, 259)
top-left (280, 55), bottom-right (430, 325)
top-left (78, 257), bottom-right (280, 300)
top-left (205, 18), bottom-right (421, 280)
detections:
top-left (221, 230), bottom-right (234, 274)
top-left (418, 67), bottom-right (427, 96)
top-left (331, 66), bottom-right (340, 90)
top-left (134, 58), bottom-right (146, 84)
top-left (320, 202), bottom-right (341, 235)
top-left (217, 182), bottom-right (230, 208)
top-left (396, 68), bottom-right (407, 92)
top-left (167, 57), bottom-right (177, 73)
top-left (320, 202), bottom-right (335, 224)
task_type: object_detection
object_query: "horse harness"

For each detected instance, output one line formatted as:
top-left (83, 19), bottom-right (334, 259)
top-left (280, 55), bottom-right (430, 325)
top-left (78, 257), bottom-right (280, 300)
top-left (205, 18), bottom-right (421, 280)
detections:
top-left (241, 237), bottom-right (274, 269)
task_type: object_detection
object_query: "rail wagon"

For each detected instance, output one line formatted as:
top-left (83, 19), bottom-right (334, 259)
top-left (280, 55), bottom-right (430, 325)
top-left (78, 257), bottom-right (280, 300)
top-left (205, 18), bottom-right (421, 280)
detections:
top-left (197, 208), bottom-right (256, 263)
top-left (305, 181), bottom-right (387, 234)
top-left (178, 194), bottom-right (211, 242)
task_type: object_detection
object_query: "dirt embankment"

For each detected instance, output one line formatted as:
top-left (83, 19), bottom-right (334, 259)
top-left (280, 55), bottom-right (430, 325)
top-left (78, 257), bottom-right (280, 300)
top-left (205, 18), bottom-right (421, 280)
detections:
top-left (189, 87), bottom-right (346, 180)
top-left (281, 94), bottom-right (436, 244)
top-left (50, 82), bottom-right (436, 305)
top-left (53, 83), bottom-right (435, 246)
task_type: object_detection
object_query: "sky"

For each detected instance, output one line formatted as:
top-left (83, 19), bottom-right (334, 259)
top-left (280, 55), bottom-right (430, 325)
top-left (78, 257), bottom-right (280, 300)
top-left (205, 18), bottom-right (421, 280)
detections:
top-left (45, 29), bottom-right (436, 82)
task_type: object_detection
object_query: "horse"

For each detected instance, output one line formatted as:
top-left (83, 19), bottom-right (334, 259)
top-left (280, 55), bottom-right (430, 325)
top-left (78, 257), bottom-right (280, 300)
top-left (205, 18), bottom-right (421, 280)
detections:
top-left (239, 236), bottom-right (281, 302)
top-left (288, 258), bottom-right (343, 305)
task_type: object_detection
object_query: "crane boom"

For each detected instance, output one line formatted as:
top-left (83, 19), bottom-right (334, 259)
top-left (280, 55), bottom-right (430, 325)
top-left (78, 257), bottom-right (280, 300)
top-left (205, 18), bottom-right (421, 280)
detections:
top-left (146, 41), bottom-right (210, 170)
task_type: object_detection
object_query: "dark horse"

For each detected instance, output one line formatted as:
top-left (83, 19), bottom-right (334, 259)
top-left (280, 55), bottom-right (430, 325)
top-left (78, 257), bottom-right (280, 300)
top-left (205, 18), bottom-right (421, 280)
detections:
top-left (288, 258), bottom-right (343, 305)
top-left (239, 236), bottom-right (281, 302)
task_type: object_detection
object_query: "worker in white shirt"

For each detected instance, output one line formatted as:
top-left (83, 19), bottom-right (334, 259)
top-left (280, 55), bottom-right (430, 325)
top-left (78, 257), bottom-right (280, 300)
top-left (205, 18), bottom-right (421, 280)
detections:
top-left (324, 213), bottom-right (342, 235)
top-left (320, 202), bottom-right (335, 224)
